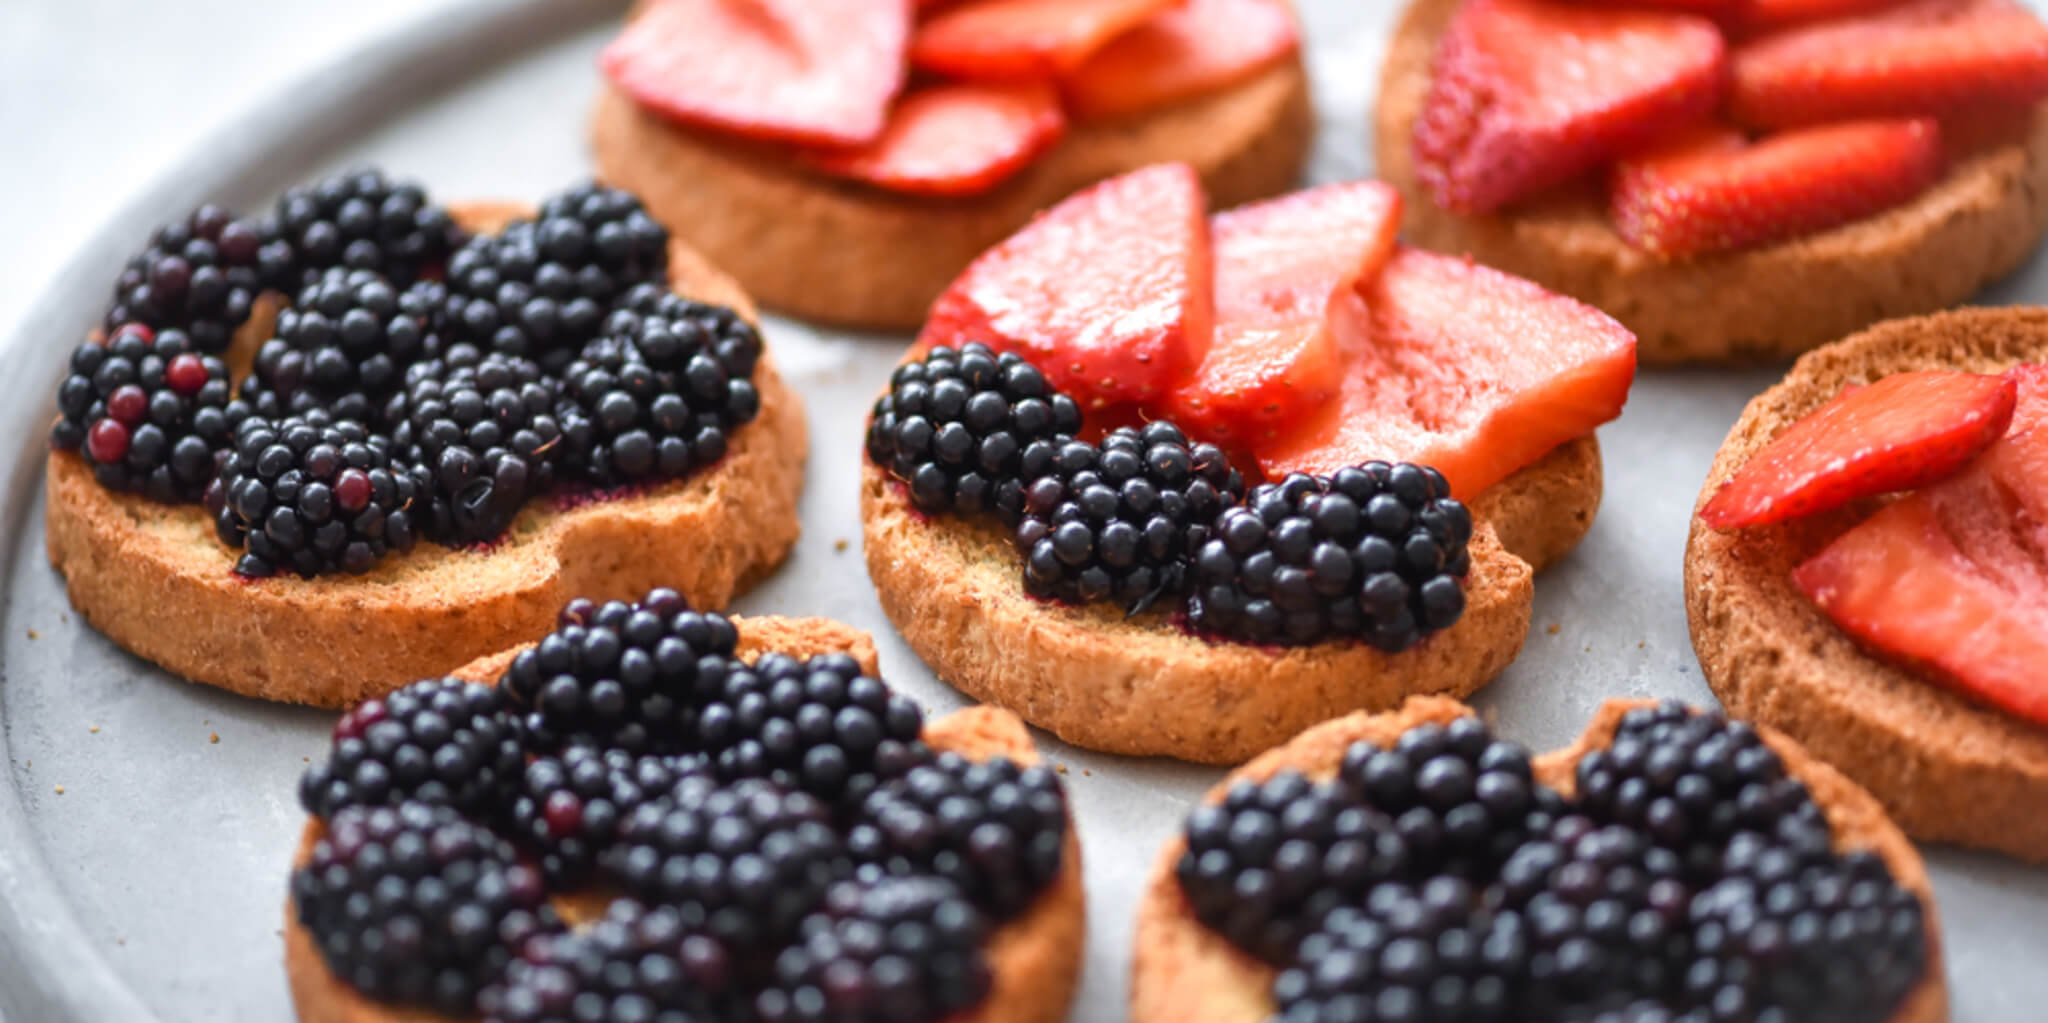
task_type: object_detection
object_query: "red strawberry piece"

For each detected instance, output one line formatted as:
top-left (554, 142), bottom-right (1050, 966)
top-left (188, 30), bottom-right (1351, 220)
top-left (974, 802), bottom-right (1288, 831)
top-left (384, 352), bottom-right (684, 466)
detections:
top-left (1256, 247), bottom-right (1637, 500)
top-left (1060, 0), bottom-right (1299, 120)
top-left (1413, 0), bottom-right (1726, 214)
top-left (1701, 370), bottom-right (2016, 529)
top-left (1609, 119), bottom-right (1945, 258)
top-left (919, 163), bottom-right (1213, 409)
top-left (1164, 182), bottom-right (1401, 447)
top-left (1729, 0), bottom-right (2048, 129)
top-left (910, 0), bottom-right (1177, 80)
top-left (800, 81), bottom-right (1067, 197)
top-left (600, 0), bottom-right (911, 147)
top-left (1738, 0), bottom-right (1908, 31)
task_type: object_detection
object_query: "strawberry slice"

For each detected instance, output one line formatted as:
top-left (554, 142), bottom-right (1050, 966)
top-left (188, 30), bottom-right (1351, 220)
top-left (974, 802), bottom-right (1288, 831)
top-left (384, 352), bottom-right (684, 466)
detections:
top-left (800, 82), bottom-right (1067, 197)
top-left (1729, 0), bottom-right (2048, 129)
top-left (1060, 0), bottom-right (1300, 120)
top-left (601, 0), bottom-right (910, 147)
top-left (1413, 0), bottom-right (1726, 214)
top-left (919, 163), bottom-right (1213, 408)
top-left (910, 0), bottom-right (1177, 80)
top-left (1164, 182), bottom-right (1402, 447)
top-left (1739, 0), bottom-right (1907, 30)
top-left (1257, 247), bottom-right (1637, 500)
top-left (1701, 370), bottom-right (2017, 528)
top-left (1609, 119), bottom-right (1945, 258)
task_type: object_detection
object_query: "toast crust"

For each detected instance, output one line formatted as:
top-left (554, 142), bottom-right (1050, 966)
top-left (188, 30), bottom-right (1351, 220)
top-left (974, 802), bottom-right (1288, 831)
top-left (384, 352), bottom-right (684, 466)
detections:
top-left (1372, 0), bottom-right (2048, 365)
top-left (44, 202), bottom-right (807, 708)
top-left (285, 616), bottom-right (1085, 1023)
top-left (1128, 696), bottom-right (1949, 1023)
top-left (1684, 307), bottom-right (2048, 861)
top-left (589, 52), bottom-right (1315, 330)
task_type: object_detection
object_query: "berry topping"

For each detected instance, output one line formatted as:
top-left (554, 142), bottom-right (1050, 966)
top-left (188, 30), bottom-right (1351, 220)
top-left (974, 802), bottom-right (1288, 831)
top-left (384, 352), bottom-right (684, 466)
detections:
top-left (204, 412), bottom-right (424, 578)
top-left (504, 743), bottom-right (709, 885)
top-left (273, 166), bottom-right (465, 288)
top-left (756, 876), bottom-right (994, 1023)
top-left (1059, 0), bottom-right (1300, 121)
top-left (697, 650), bottom-right (931, 803)
top-left (50, 325), bottom-right (244, 502)
top-left (479, 899), bottom-right (741, 1023)
top-left (102, 204), bottom-right (289, 354)
top-left (297, 677), bottom-right (525, 818)
top-left (243, 268), bottom-right (447, 423)
top-left (909, 0), bottom-right (1177, 79)
top-left (386, 348), bottom-right (566, 545)
top-left (800, 81), bottom-right (1068, 198)
top-left (851, 751), bottom-right (1068, 920)
top-left (554, 322), bottom-right (759, 491)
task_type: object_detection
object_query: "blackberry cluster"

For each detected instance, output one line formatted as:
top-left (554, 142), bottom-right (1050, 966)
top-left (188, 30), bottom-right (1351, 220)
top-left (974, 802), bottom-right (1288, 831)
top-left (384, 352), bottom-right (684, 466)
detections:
top-left (102, 203), bottom-right (290, 353)
top-left (553, 326), bottom-right (759, 490)
top-left (1188, 463), bottom-right (1473, 650)
top-left (757, 877), bottom-right (992, 1023)
top-left (698, 650), bottom-right (929, 803)
top-left (273, 166), bottom-right (465, 287)
top-left (297, 677), bottom-right (526, 818)
top-left (387, 348), bottom-right (566, 545)
top-left (503, 742), bottom-right (708, 885)
top-left (850, 751), bottom-right (1067, 920)
top-left (49, 324), bottom-right (243, 501)
top-left (1337, 716), bottom-right (1549, 878)
top-left (866, 342), bottom-right (1083, 521)
top-left (1013, 422), bottom-right (1242, 612)
top-left (243, 269), bottom-right (446, 424)
top-left (479, 899), bottom-right (740, 1023)
top-left (204, 412), bottom-right (425, 578)
top-left (1272, 878), bottom-right (1522, 1023)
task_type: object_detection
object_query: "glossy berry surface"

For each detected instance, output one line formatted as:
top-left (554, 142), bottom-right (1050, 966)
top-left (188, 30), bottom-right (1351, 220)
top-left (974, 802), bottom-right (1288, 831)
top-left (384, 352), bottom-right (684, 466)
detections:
top-left (695, 650), bottom-right (930, 803)
top-left (756, 877), bottom-right (993, 1023)
top-left (204, 411), bottom-right (423, 578)
top-left (298, 677), bottom-right (525, 818)
top-left (479, 898), bottom-right (740, 1023)
top-left (553, 326), bottom-right (759, 490)
top-left (50, 324), bottom-right (243, 502)
top-left (503, 742), bottom-right (708, 885)
top-left (850, 751), bottom-right (1067, 921)
top-left (243, 269), bottom-right (445, 424)
top-left (387, 347), bottom-right (566, 545)
top-left (102, 203), bottom-right (289, 354)
top-left (274, 166), bottom-right (465, 288)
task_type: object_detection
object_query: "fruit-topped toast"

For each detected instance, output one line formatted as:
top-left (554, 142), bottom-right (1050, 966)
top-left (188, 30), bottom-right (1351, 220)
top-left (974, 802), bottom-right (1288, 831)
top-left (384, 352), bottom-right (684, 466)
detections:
top-left (860, 163), bottom-right (1638, 764)
top-left (589, 0), bottom-right (1313, 329)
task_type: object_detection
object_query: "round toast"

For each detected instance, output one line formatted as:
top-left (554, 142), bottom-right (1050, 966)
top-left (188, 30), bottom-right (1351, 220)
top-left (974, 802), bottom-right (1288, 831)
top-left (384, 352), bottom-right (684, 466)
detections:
top-left (1128, 695), bottom-right (1949, 1023)
top-left (44, 202), bottom-right (806, 708)
top-left (589, 48), bottom-right (1313, 331)
top-left (860, 433), bottom-right (1603, 765)
top-left (1372, 0), bottom-right (2048, 365)
top-left (284, 614), bottom-right (1086, 1023)
top-left (1685, 307), bottom-right (2048, 861)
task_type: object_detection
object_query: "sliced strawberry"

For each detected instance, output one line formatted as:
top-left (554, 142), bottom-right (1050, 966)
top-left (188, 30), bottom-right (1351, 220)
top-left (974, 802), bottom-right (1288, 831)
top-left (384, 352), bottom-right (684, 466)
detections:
top-left (910, 0), bottom-right (1176, 80)
top-left (1739, 0), bottom-right (1909, 30)
top-left (1060, 0), bottom-right (1300, 120)
top-left (800, 82), bottom-right (1067, 197)
top-left (1413, 0), bottom-right (1726, 214)
top-left (1257, 248), bottom-right (1637, 499)
top-left (1701, 370), bottom-right (2016, 528)
top-left (919, 163), bottom-right (1213, 408)
top-left (601, 0), bottom-right (910, 147)
top-left (1729, 0), bottom-right (2048, 129)
top-left (1165, 182), bottom-right (1402, 447)
top-left (1609, 119), bottom-right (1945, 258)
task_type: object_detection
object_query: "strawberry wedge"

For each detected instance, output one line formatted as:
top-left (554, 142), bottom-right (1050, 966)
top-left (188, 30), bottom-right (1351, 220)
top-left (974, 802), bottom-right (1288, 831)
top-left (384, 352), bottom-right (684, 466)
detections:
top-left (1060, 0), bottom-right (1300, 120)
top-left (911, 0), bottom-right (1176, 80)
top-left (801, 82), bottom-right (1067, 197)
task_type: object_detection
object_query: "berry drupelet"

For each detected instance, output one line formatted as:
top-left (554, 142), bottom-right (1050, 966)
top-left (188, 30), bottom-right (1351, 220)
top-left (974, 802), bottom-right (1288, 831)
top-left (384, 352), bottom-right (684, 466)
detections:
top-left (50, 324), bottom-right (243, 502)
top-left (297, 676), bottom-right (526, 818)
top-left (479, 898), bottom-right (740, 1023)
top-left (503, 741), bottom-right (709, 885)
top-left (1187, 462), bottom-right (1473, 651)
top-left (605, 282), bottom-right (763, 382)
top-left (757, 877), bottom-right (993, 1023)
top-left (866, 342), bottom-right (1083, 522)
top-left (1012, 421), bottom-right (1242, 612)
top-left (1338, 716), bottom-right (1550, 879)
top-left (204, 411), bottom-right (424, 578)
top-left (553, 330), bottom-right (756, 490)
top-left (696, 650), bottom-right (929, 804)
top-left (1270, 877), bottom-right (1522, 1023)
top-left (849, 751), bottom-right (1066, 921)
top-left (387, 347), bottom-right (566, 546)
top-left (242, 269), bottom-right (445, 424)
top-left (274, 166), bottom-right (465, 287)
top-left (102, 203), bottom-right (290, 354)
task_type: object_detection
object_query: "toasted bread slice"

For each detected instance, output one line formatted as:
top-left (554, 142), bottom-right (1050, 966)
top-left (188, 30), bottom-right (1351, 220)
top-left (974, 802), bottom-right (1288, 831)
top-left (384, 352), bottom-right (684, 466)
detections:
top-left (1128, 695), bottom-right (1948, 1023)
top-left (1372, 0), bottom-right (2048, 365)
top-left (1685, 307), bottom-right (2048, 861)
top-left (284, 614), bottom-right (1085, 1023)
top-left (44, 202), bottom-right (806, 708)
top-left (859, 433), bottom-right (1602, 765)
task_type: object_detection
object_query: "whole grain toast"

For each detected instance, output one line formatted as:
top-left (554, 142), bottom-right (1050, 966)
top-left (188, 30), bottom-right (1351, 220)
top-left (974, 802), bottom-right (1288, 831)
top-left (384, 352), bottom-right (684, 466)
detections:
top-left (1372, 0), bottom-right (2048, 365)
top-left (1685, 306), bottom-right (2048, 861)
top-left (284, 614), bottom-right (1086, 1023)
top-left (1127, 696), bottom-right (1949, 1023)
top-left (44, 202), bottom-right (806, 708)
top-left (859, 433), bottom-right (1603, 765)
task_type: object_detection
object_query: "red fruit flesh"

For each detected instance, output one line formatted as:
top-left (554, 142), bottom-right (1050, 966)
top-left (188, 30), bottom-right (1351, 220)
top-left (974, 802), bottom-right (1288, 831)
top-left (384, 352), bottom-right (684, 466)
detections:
top-left (800, 81), bottom-right (1067, 197)
top-left (1165, 182), bottom-right (1402, 447)
top-left (600, 0), bottom-right (910, 147)
top-left (1739, 0), bottom-right (1906, 30)
top-left (910, 0), bottom-right (1177, 80)
top-left (1701, 370), bottom-right (2017, 529)
top-left (1729, 0), bottom-right (2048, 129)
top-left (1060, 0), bottom-right (1299, 120)
top-left (1257, 247), bottom-right (1637, 499)
top-left (918, 163), bottom-right (1213, 408)
top-left (1609, 119), bottom-right (1945, 258)
top-left (1413, 0), bottom-right (1726, 214)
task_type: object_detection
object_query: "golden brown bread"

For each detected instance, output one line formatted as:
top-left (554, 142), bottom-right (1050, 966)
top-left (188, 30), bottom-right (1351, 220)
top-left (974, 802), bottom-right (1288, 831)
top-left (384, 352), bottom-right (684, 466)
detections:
top-left (44, 202), bottom-right (806, 708)
top-left (1685, 306), bottom-right (2048, 861)
top-left (1128, 696), bottom-right (1949, 1023)
top-left (589, 49), bottom-right (1314, 330)
top-left (860, 434), bottom-right (1604, 765)
top-left (285, 615), bottom-right (1085, 1023)
top-left (1373, 0), bottom-right (2048, 365)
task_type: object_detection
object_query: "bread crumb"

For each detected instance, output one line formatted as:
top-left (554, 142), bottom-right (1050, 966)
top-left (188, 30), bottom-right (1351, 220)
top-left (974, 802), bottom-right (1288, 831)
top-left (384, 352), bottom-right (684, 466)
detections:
top-left (89, 725), bottom-right (99, 735)
top-left (1082, 769), bottom-right (1092, 777)
top-left (25, 628), bottom-right (37, 640)
top-left (54, 785), bottom-right (64, 795)
top-left (834, 538), bottom-right (850, 552)
top-left (209, 732), bottom-right (220, 744)
top-left (1054, 763), bottom-right (1068, 774)
top-left (1547, 624), bottom-right (1561, 635)
top-left (1585, 646), bottom-right (1592, 653)
top-left (1638, 641), bottom-right (1646, 648)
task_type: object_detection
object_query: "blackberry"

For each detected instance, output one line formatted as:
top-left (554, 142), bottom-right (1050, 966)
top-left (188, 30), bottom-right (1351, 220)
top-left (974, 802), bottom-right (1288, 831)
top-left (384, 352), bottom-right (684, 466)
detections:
top-left (497, 589), bottom-right (735, 754)
top-left (756, 876), bottom-right (991, 1023)
top-left (865, 342), bottom-right (1083, 522)
top-left (387, 347), bottom-right (566, 545)
top-left (49, 324), bottom-right (243, 502)
top-left (553, 332), bottom-right (755, 490)
top-left (102, 203), bottom-right (290, 353)
top-left (696, 650), bottom-right (929, 804)
top-left (849, 751), bottom-right (1065, 921)
top-left (297, 677), bottom-right (526, 818)
top-left (242, 269), bottom-right (445, 424)
top-left (274, 166), bottom-right (465, 287)
top-left (1011, 422), bottom-right (1242, 612)
top-left (291, 801), bottom-right (560, 1015)
top-left (1337, 716), bottom-right (1551, 878)
top-left (1187, 463), bottom-right (1473, 650)
top-left (1270, 877), bottom-right (1522, 1023)
top-left (504, 741), bottom-right (710, 885)
top-left (204, 412), bottom-right (424, 578)
top-left (479, 898), bottom-right (740, 1023)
